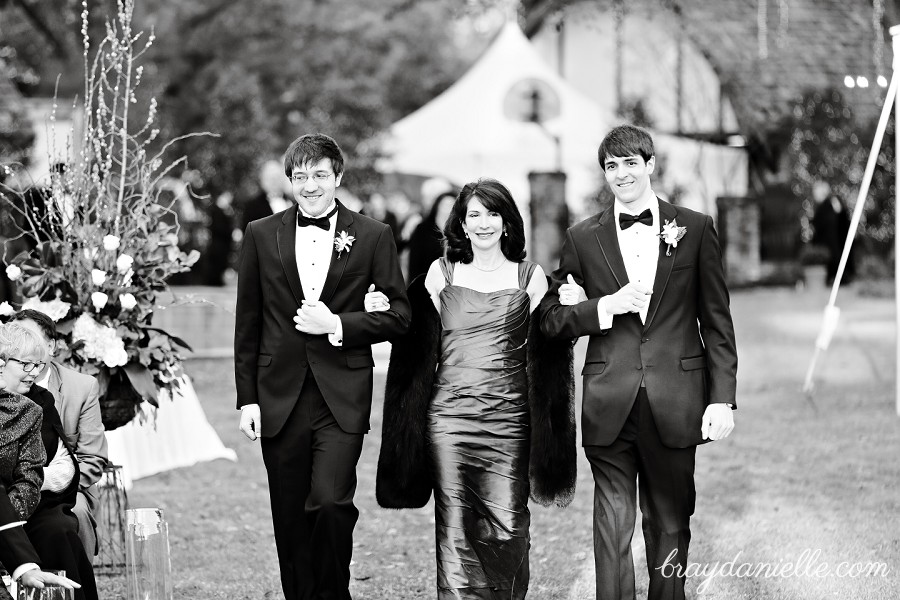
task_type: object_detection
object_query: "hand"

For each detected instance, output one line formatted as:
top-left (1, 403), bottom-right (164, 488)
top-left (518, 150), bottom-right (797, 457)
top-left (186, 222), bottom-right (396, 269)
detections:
top-left (239, 404), bottom-right (261, 441)
top-left (364, 284), bottom-right (391, 313)
top-left (604, 282), bottom-right (652, 315)
top-left (294, 301), bottom-right (338, 335)
top-left (19, 568), bottom-right (81, 590)
top-left (701, 403), bottom-right (734, 441)
top-left (559, 274), bottom-right (588, 306)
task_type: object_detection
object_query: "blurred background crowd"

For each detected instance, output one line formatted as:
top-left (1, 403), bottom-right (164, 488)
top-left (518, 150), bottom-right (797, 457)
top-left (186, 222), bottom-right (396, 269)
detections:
top-left (1, 0), bottom-right (899, 297)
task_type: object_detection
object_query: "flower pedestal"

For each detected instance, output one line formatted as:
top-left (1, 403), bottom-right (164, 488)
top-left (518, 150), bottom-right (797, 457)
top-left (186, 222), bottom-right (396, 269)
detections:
top-left (100, 371), bottom-right (144, 431)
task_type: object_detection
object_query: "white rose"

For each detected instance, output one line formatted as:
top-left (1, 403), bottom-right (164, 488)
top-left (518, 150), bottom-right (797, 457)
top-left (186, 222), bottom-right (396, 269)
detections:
top-left (0, 301), bottom-right (14, 316)
top-left (5, 265), bottom-right (21, 281)
top-left (91, 291), bottom-right (108, 310)
top-left (103, 345), bottom-right (129, 368)
top-left (83, 247), bottom-right (99, 261)
top-left (116, 253), bottom-right (134, 273)
top-left (103, 235), bottom-right (120, 251)
top-left (119, 293), bottom-right (137, 310)
top-left (91, 269), bottom-right (107, 286)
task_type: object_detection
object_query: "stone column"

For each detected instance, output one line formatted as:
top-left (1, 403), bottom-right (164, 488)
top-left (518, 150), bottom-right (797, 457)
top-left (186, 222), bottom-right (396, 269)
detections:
top-left (529, 171), bottom-right (568, 273)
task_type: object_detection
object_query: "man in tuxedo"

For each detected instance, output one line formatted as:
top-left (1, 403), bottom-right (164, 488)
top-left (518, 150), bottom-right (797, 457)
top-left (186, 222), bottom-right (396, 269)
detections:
top-left (234, 133), bottom-right (411, 600)
top-left (540, 125), bottom-right (738, 600)
top-left (9, 310), bottom-right (108, 557)
top-left (240, 159), bottom-right (293, 231)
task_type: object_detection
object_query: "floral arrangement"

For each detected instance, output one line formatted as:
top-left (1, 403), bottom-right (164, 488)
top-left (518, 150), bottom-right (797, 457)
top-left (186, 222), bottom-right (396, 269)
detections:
top-left (0, 0), bottom-right (202, 428)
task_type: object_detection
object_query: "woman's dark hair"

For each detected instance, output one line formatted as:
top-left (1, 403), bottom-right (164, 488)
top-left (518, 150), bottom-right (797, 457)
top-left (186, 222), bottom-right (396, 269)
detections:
top-left (597, 124), bottom-right (655, 166)
top-left (283, 133), bottom-right (345, 177)
top-left (426, 191), bottom-right (457, 229)
top-left (445, 178), bottom-right (526, 263)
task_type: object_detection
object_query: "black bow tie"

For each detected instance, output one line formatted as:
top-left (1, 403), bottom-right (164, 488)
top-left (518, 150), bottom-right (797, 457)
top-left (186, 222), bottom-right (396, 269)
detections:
top-left (618, 209), bottom-right (653, 230)
top-left (297, 205), bottom-right (338, 230)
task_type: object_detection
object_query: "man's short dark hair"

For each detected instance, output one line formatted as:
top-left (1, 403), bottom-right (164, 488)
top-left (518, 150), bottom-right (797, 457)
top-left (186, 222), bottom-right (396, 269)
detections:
top-left (283, 134), bottom-right (345, 177)
top-left (9, 309), bottom-right (57, 340)
top-left (597, 124), bottom-right (655, 166)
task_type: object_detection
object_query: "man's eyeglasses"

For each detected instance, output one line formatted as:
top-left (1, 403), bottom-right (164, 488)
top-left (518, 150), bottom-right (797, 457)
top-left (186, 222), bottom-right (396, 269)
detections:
top-left (290, 172), bottom-right (333, 184)
top-left (4, 357), bottom-right (45, 373)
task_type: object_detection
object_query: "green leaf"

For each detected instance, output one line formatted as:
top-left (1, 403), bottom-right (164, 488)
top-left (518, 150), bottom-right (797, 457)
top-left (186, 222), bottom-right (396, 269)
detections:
top-left (122, 362), bottom-right (159, 405)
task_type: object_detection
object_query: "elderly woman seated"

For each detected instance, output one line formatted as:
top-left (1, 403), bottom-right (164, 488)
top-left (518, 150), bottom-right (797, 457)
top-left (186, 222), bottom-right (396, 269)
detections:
top-left (0, 323), bottom-right (98, 600)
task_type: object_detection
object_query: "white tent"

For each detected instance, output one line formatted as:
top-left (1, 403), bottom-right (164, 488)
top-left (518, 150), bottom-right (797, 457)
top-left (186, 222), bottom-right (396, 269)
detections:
top-left (380, 22), bottom-right (748, 221)
top-left (379, 22), bottom-right (610, 215)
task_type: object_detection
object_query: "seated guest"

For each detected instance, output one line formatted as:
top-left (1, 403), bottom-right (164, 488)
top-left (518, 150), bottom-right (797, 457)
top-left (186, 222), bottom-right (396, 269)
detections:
top-left (0, 479), bottom-right (81, 598)
top-left (0, 323), bottom-right (98, 600)
top-left (0, 324), bottom-right (45, 521)
top-left (9, 310), bottom-right (108, 557)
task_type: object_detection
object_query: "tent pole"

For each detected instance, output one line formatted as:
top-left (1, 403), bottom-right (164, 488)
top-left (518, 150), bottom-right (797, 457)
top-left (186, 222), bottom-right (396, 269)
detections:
top-left (893, 25), bottom-right (900, 416)
top-left (802, 65), bottom-right (898, 394)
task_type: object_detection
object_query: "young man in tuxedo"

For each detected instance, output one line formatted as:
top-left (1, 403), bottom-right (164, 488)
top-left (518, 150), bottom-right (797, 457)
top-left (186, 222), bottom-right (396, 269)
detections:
top-left (234, 133), bottom-right (410, 600)
top-left (540, 125), bottom-right (738, 600)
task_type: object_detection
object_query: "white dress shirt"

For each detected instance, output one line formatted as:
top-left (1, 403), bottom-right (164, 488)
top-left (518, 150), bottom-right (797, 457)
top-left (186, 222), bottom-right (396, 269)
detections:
top-left (295, 202), bottom-right (343, 345)
top-left (597, 194), bottom-right (660, 328)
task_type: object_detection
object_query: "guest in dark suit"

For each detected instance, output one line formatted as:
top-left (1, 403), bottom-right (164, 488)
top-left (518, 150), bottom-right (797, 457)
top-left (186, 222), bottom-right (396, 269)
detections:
top-left (810, 180), bottom-right (855, 286)
top-left (540, 125), bottom-right (738, 600)
top-left (234, 133), bottom-right (411, 600)
top-left (240, 159), bottom-right (293, 231)
top-left (404, 190), bottom-right (456, 283)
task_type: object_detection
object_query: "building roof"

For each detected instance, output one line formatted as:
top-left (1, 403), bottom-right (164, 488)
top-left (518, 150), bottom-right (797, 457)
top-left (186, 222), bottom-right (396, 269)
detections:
top-left (522, 0), bottom-right (890, 140)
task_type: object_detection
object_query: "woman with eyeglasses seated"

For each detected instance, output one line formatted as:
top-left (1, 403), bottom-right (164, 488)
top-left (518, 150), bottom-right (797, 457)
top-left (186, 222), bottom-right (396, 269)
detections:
top-left (0, 324), bottom-right (45, 522)
top-left (0, 323), bottom-right (98, 600)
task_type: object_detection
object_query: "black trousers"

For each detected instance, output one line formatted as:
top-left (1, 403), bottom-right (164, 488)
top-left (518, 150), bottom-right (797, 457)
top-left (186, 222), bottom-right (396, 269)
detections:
top-left (261, 373), bottom-right (365, 600)
top-left (584, 388), bottom-right (696, 600)
top-left (25, 503), bottom-right (99, 600)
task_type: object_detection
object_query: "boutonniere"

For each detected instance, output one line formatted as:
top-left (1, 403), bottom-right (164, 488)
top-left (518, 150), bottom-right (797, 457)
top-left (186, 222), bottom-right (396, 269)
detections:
top-left (333, 230), bottom-right (355, 259)
top-left (658, 219), bottom-right (687, 256)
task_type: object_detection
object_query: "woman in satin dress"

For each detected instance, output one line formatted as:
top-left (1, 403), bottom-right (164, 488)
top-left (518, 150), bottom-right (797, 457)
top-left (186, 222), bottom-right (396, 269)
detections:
top-left (373, 179), bottom-right (577, 599)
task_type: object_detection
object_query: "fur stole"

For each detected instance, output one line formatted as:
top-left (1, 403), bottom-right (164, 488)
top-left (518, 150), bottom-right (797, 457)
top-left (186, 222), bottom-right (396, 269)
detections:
top-left (376, 274), bottom-right (576, 509)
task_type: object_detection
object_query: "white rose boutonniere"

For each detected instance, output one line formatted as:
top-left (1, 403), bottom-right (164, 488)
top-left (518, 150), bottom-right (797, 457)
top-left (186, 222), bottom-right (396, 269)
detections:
top-left (658, 219), bottom-right (687, 256)
top-left (334, 230), bottom-right (356, 259)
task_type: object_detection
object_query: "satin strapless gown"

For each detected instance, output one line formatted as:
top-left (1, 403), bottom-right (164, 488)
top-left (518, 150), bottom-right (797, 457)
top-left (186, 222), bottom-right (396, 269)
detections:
top-left (429, 259), bottom-right (536, 600)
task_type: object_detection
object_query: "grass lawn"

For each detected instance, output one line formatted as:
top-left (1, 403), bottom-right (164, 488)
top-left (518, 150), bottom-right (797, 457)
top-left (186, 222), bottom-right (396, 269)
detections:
top-left (97, 285), bottom-right (899, 599)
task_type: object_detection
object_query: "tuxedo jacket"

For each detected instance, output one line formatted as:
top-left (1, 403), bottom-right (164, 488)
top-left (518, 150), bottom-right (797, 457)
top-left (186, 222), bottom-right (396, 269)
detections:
top-left (234, 200), bottom-right (411, 436)
top-left (540, 199), bottom-right (737, 448)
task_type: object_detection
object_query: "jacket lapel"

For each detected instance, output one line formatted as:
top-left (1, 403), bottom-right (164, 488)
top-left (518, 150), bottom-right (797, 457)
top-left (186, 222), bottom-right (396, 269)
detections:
top-left (643, 199), bottom-right (678, 331)
top-left (277, 205), bottom-right (305, 306)
top-left (594, 206), bottom-right (629, 288)
top-left (47, 362), bottom-right (64, 399)
top-left (319, 201), bottom-right (355, 304)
